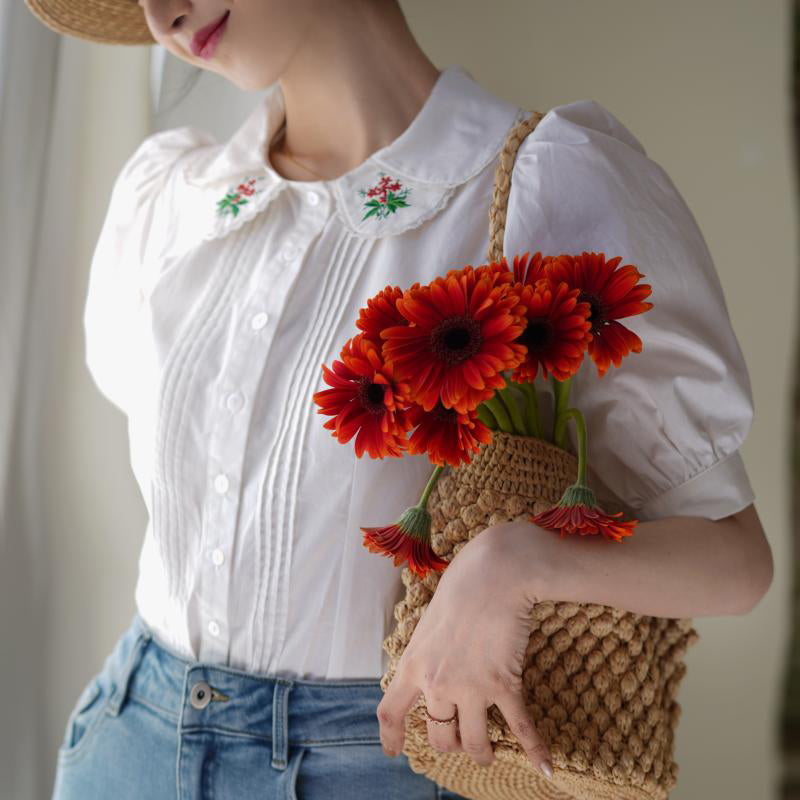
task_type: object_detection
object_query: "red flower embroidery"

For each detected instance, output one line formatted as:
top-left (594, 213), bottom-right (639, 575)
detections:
top-left (359, 172), bottom-right (411, 221)
top-left (216, 176), bottom-right (266, 217)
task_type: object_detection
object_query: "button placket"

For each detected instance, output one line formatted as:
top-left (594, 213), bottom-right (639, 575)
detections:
top-left (197, 265), bottom-right (290, 663)
top-left (197, 198), bottom-right (329, 665)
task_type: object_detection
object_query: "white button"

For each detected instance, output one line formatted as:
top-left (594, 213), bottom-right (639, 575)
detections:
top-left (213, 473), bottom-right (230, 494)
top-left (251, 312), bottom-right (269, 330)
top-left (306, 190), bottom-right (319, 206)
top-left (210, 548), bottom-right (225, 566)
top-left (281, 244), bottom-right (298, 261)
top-left (226, 391), bottom-right (244, 412)
top-left (208, 620), bottom-right (220, 637)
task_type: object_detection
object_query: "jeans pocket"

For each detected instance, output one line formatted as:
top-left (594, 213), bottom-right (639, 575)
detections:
top-left (57, 671), bottom-right (114, 762)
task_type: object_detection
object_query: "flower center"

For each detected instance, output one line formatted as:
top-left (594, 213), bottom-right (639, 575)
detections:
top-left (432, 402), bottom-right (458, 423)
top-left (577, 291), bottom-right (606, 331)
top-left (358, 378), bottom-right (387, 415)
top-left (430, 315), bottom-right (483, 365)
top-left (518, 317), bottom-right (553, 352)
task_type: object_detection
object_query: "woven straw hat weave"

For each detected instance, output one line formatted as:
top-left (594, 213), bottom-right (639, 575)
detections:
top-left (24, 0), bottom-right (155, 45)
top-left (378, 111), bottom-right (700, 800)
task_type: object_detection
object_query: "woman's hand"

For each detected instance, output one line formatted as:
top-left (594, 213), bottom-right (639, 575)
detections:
top-left (376, 519), bottom-right (555, 779)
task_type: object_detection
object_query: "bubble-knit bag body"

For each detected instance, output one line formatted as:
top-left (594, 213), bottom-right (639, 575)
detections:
top-left (379, 111), bottom-right (700, 800)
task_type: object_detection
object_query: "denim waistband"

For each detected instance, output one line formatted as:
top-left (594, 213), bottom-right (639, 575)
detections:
top-left (115, 612), bottom-right (385, 769)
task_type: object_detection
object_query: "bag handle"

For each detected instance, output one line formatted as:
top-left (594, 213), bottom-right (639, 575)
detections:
top-left (487, 110), bottom-right (546, 264)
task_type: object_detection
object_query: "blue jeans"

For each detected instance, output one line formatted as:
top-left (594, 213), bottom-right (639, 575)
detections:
top-left (51, 611), bottom-right (469, 799)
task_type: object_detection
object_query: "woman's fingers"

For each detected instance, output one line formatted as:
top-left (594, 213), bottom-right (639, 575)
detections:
top-left (376, 669), bottom-right (421, 757)
top-left (493, 688), bottom-right (553, 778)
top-left (451, 697), bottom-right (494, 767)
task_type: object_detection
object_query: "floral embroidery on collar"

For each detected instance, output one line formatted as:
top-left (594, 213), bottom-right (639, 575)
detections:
top-left (358, 172), bottom-right (411, 221)
top-left (216, 175), bottom-right (269, 217)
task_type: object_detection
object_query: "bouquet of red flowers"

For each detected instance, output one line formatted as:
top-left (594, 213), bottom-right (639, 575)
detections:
top-left (313, 249), bottom-right (654, 578)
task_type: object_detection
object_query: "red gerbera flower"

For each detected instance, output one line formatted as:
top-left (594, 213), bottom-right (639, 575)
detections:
top-left (355, 284), bottom-right (410, 347)
top-left (472, 258), bottom-right (516, 288)
top-left (381, 269), bottom-right (527, 413)
top-left (511, 251), bottom-right (554, 286)
top-left (545, 252), bottom-right (654, 378)
top-left (313, 335), bottom-right (411, 459)
top-left (406, 401), bottom-right (493, 467)
top-left (510, 279), bottom-right (593, 383)
top-left (362, 506), bottom-right (450, 579)
top-left (530, 484), bottom-right (638, 543)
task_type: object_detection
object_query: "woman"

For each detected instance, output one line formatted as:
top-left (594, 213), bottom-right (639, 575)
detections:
top-left (26, 1), bottom-right (771, 798)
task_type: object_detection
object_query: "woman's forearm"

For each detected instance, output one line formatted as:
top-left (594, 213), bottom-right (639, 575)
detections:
top-left (490, 508), bottom-right (772, 619)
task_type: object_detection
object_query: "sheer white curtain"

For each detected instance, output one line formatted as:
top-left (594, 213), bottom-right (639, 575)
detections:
top-left (0, 5), bottom-right (153, 796)
top-left (1, 3), bottom-right (65, 796)
top-left (0, 4), bottom-right (260, 790)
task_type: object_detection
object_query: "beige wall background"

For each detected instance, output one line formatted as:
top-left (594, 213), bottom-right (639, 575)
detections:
top-left (44, 1), bottom-right (791, 797)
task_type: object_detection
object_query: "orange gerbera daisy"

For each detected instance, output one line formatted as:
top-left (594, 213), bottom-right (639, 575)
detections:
top-left (473, 258), bottom-right (516, 287)
top-left (362, 508), bottom-right (450, 579)
top-left (510, 279), bottom-right (593, 383)
top-left (381, 269), bottom-right (527, 413)
top-left (355, 284), bottom-right (409, 347)
top-left (313, 335), bottom-right (411, 459)
top-left (530, 483), bottom-right (638, 543)
top-left (406, 401), bottom-right (493, 467)
top-left (545, 251), bottom-right (654, 377)
top-left (511, 251), bottom-right (553, 286)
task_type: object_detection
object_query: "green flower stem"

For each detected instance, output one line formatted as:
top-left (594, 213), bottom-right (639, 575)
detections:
top-left (417, 465), bottom-right (445, 509)
top-left (551, 375), bottom-right (573, 447)
top-left (476, 402), bottom-right (498, 430)
top-left (553, 407), bottom-right (588, 485)
top-left (484, 394), bottom-right (513, 433)
top-left (518, 381), bottom-right (543, 439)
top-left (497, 385), bottom-right (527, 435)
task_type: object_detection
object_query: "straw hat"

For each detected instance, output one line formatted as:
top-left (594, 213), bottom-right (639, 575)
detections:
top-left (24, 0), bottom-right (155, 46)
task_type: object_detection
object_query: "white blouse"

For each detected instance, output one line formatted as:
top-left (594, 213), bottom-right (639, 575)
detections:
top-left (84, 63), bottom-right (756, 680)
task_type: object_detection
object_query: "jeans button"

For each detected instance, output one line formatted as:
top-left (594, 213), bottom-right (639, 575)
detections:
top-left (190, 680), bottom-right (212, 710)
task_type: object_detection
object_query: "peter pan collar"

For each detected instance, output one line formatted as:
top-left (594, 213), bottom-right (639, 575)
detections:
top-left (178, 64), bottom-right (525, 242)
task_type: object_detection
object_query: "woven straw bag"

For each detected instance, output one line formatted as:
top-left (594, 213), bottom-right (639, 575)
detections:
top-left (379, 111), bottom-right (700, 800)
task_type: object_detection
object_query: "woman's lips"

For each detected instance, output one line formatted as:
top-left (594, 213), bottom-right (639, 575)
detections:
top-left (190, 10), bottom-right (230, 59)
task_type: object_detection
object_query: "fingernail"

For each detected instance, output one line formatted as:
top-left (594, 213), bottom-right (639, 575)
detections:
top-left (540, 760), bottom-right (553, 779)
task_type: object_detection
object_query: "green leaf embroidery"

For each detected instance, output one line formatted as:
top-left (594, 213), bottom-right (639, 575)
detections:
top-left (358, 173), bottom-right (412, 222)
top-left (216, 176), bottom-right (263, 218)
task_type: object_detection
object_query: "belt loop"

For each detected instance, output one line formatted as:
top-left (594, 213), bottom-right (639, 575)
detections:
top-left (271, 678), bottom-right (294, 770)
top-left (107, 627), bottom-right (152, 717)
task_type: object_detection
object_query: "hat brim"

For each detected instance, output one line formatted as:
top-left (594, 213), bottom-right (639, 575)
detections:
top-left (25, 0), bottom-right (156, 45)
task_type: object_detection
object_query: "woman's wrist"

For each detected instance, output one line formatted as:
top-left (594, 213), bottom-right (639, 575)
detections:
top-left (472, 518), bottom-right (559, 606)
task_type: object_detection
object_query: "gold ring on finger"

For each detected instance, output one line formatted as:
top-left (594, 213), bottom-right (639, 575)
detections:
top-left (421, 705), bottom-right (459, 726)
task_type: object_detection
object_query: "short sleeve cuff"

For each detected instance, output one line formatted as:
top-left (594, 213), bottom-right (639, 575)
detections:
top-left (637, 449), bottom-right (756, 522)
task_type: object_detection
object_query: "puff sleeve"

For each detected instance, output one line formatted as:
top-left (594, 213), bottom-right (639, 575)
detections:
top-left (502, 100), bottom-right (756, 522)
top-left (83, 126), bottom-right (213, 416)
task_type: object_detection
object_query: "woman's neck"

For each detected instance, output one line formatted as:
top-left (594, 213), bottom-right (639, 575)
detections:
top-left (265, 0), bottom-right (441, 182)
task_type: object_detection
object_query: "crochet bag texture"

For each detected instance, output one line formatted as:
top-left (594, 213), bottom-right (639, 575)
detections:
top-left (379, 111), bottom-right (700, 800)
